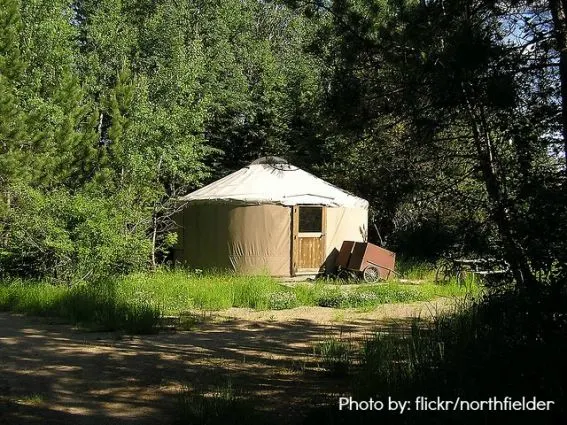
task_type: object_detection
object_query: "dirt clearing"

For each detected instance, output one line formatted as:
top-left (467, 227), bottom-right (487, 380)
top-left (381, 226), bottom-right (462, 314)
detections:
top-left (0, 298), bottom-right (454, 424)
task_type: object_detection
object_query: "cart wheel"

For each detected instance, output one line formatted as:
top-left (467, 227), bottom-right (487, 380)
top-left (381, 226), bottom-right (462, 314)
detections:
top-left (363, 266), bottom-right (381, 283)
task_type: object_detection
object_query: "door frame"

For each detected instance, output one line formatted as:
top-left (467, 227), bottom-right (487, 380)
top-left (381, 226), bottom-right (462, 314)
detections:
top-left (291, 205), bottom-right (327, 276)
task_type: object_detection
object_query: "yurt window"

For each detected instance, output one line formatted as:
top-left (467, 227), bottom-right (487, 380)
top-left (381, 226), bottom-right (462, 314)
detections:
top-left (298, 207), bottom-right (323, 233)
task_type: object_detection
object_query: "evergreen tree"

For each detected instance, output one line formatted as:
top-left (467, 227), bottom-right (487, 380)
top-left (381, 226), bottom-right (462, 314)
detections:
top-left (0, 0), bottom-right (29, 188)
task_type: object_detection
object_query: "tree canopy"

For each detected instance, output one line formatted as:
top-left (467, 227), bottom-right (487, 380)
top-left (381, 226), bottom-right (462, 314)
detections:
top-left (0, 0), bottom-right (566, 288)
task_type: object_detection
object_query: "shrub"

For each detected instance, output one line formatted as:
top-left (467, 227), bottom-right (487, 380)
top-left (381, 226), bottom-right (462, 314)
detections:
top-left (0, 186), bottom-right (150, 282)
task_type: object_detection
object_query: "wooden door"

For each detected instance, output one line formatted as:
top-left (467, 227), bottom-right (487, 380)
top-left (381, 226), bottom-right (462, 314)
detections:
top-left (291, 206), bottom-right (326, 275)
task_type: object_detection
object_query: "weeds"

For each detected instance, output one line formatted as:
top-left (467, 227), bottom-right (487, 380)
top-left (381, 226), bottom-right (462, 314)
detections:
top-left (267, 291), bottom-right (299, 309)
top-left (306, 290), bottom-right (567, 425)
top-left (395, 258), bottom-right (436, 281)
top-left (16, 394), bottom-right (45, 406)
top-left (295, 281), bottom-right (476, 308)
top-left (177, 382), bottom-right (261, 425)
top-left (120, 271), bottom-right (282, 313)
top-left (316, 337), bottom-right (355, 377)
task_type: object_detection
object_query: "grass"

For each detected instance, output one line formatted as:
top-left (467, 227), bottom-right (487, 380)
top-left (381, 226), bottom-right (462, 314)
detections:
top-left (315, 337), bottom-right (355, 377)
top-left (0, 280), bottom-right (161, 333)
top-left (120, 271), bottom-right (283, 313)
top-left (293, 280), bottom-right (478, 308)
top-left (128, 270), bottom-right (477, 311)
top-left (15, 394), bottom-right (45, 406)
top-left (177, 381), bottom-right (262, 425)
top-left (395, 257), bottom-right (437, 281)
top-left (0, 270), bottom-right (478, 333)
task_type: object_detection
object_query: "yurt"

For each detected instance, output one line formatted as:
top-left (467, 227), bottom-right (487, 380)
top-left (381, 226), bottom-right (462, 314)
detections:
top-left (174, 157), bottom-right (369, 276)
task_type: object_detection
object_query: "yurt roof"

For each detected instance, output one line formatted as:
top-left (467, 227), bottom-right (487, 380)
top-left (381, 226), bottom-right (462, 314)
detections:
top-left (180, 158), bottom-right (369, 209)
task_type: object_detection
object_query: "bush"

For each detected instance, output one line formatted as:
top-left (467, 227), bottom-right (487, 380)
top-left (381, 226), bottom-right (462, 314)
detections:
top-left (0, 186), bottom-right (151, 282)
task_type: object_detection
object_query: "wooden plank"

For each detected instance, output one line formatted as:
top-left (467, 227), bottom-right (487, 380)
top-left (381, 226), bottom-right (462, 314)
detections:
top-left (321, 207), bottom-right (327, 272)
top-left (296, 206), bottom-right (326, 272)
top-left (297, 236), bottom-right (323, 269)
top-left (291, 206), bottom-right (299, 276)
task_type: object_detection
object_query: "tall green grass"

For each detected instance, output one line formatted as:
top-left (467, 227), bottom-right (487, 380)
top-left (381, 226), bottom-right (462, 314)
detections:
top-left (99, 271), bottom-right (478, 313)
top-left (0, 280), bottom-right (161, 333)
top-left (120, 271), bottom-right (282, 313)
top-left (315, 337), bottom-right (355, 377)
top-left (395, 257), bottom-right (437, 281)
top-left (0, 271), bottom-right (479, 332)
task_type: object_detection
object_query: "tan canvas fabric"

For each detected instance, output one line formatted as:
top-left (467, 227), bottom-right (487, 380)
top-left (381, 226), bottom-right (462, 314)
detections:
top-left (175, 203), bottom-right (368, 276)
top-left (177, 203), bottom-right (291, 276)
top-left (227, 204), bottom-right (291, 276)
top-left (324, 207), bottom-right (368, 272)
top-left (180, 164), bottom-right (369, 209)
top-left (183, 203), bottom-right (231, 270)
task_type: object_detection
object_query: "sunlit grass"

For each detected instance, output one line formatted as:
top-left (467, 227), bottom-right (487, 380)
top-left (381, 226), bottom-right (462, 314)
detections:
top-left (0, 270), bottom-right (479, 332)
top-left (120, 271), bottom-right (477, 312)
top-left (395, 257), bottom-right (437, 281)
top-left (0, 280), bottom-right (161, 333)
top-left (120, 270), bottom-right (282, 314)
top-left (16, 394), bottom-right (45, 406)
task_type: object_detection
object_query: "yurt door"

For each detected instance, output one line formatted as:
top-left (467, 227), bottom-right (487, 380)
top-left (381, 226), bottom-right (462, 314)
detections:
top-left (292, 206), bottom-right (326, 275)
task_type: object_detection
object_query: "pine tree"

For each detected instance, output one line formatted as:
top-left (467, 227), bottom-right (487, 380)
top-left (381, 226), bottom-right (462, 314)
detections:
top-left (0, 0), bottom-right (28, 188)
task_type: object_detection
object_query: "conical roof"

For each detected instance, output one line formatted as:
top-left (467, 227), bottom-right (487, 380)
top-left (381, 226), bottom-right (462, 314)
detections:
top-left (180, 160), bottom-right (368, 209)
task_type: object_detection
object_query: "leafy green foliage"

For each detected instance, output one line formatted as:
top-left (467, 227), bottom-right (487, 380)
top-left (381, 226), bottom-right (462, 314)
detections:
top-left (1, 0), bottom-right (567, 291)
top-left (0, 0), bottom-right (323, 281)
top-left (291, 0), bottom-right (567, 288)
top-left (0, 186), bottom-right (150, 281)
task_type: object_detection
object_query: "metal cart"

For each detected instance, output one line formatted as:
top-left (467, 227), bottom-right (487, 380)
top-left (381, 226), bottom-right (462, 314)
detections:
top-left (335, 241), bottom-right (397, 283)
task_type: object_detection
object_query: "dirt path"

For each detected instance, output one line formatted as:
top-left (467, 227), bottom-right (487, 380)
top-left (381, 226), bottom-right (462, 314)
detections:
top-left (0, 299), bottom-right (454, 424)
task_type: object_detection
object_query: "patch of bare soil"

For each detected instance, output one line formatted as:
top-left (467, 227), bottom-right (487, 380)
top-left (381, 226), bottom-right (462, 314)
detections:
top-left (0, 298), bottom-right (455, 425)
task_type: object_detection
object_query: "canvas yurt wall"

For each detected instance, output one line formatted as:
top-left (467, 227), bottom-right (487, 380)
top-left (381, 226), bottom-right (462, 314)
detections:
top-left (175, 203), bottom-right (291, 276)
top-left (174, 203), bottom-right (368, 276)
top-left (324, 207), bottom-right (368, 272)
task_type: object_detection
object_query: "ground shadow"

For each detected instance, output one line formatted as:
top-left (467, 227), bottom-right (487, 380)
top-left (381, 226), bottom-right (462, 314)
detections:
top-left (0, 308), bottom-right (434, 425)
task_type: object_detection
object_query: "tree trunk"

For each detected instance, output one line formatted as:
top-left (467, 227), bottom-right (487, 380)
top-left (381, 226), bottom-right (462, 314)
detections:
top-left (151, 214), bottom-right (157, 271)
top-left (463, 86), bottom-right (537, 291)
top-left (1, 190), bottom-right (10, 250)
top-left (549, 0), bottom-right (567, 173)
